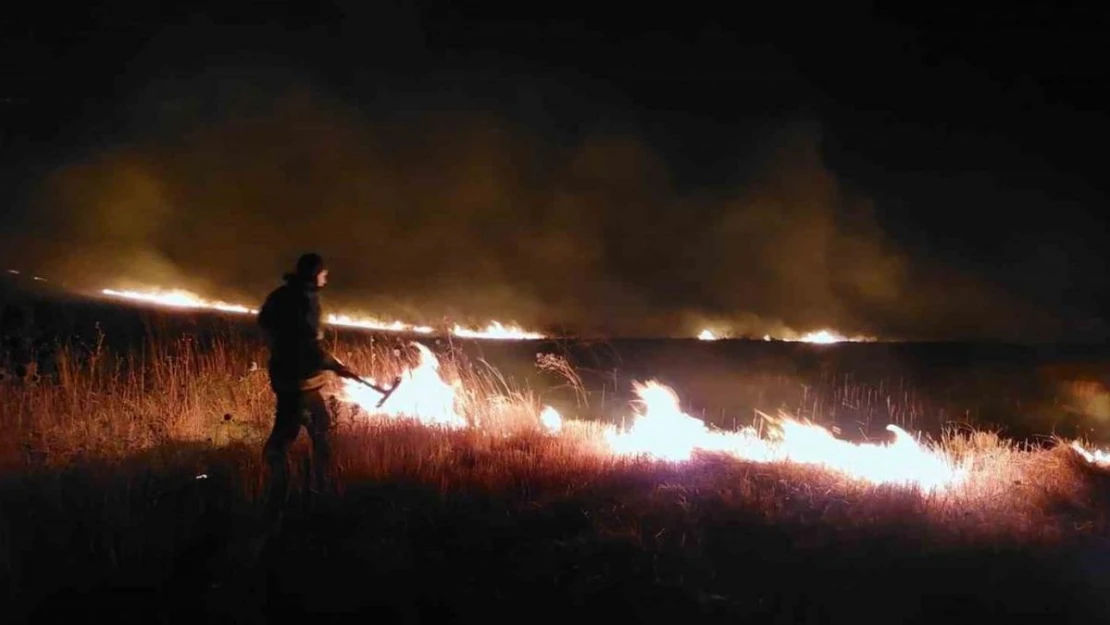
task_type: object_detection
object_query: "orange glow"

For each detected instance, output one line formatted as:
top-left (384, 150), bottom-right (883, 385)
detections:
top-left (335, 356), bottom-right (967, 492)
top-left (761, 329), bottom-right (875, 344)
top-left (338, 342), bottom-right (467, 428)
top-left (450, 321), bottom-right (545, 340)
top-left (599, 380), bottom-right (965, 490)
top-left (100, 288), bottom-right (258, 314)
top-left (798, 329), bottom-right (845, 344)
top-left (99, 286), bottom-right (544, 340)
top-left (1071, 442), bottom-right (1110, 467)
top-left (539, 406), bottom-right (563, 433)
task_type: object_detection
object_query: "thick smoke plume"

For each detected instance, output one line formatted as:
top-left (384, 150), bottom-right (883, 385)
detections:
top-left (0, 70), bottom-right (1069, 341)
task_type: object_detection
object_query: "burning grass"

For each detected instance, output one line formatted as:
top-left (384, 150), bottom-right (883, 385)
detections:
top-left (3, 330), bottom-right (1110, 621)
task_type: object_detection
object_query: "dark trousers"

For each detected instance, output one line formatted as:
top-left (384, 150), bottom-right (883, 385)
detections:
top-left (262, 388), bottom-right (335, 510)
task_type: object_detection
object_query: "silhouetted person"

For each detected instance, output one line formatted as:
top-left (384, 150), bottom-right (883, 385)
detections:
top-left (1, 299), bottom-right (36, 381)
top-left (258, 253), bottom-right (361, 514)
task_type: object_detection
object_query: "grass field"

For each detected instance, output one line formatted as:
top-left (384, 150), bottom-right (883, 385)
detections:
top-left (4, 294), bottom-right (1110, 622)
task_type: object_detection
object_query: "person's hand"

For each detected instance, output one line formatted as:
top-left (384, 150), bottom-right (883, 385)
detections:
top-left (336, 364), bottom-right (361, 380)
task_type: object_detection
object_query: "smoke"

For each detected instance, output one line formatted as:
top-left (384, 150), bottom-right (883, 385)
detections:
top-left (0, 69), bottom-right (1077, 341)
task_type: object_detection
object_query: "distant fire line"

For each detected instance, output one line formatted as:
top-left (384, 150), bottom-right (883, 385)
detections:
top-left (697, 327), bottom-right (875, 344)
top-left (7, 269), bottom-right (873, 344)
top-left (98, 287), bottom-right (544, 340)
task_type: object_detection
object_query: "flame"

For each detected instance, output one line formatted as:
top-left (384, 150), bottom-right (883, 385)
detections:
top-left (100, 288), bottom-right (259, 315)
top-left (99, 286), bottom-right (543, 340)
top-left (759, 329), bottom-right (876, 343)
top-left (450, 321), bottom-right (545, 340)
top-left (339, 342), bottom-right (467, 428)
top-left (37, 273), bottom-right (1110, 491)
top-left (602, 380), bottom-right (965, 490)
top-left (540, 406), bottom-right (563, 433)
top-left (1071, 442), bottom-right (1110, 467)
top-left (326, 312), bottom-right (434, 335)
top-left (759, 330), bottom-right (877, 343)
top-left (798, 329), bottom-right (845, 344)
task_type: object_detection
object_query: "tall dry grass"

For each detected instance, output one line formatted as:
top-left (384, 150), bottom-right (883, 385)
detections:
top-left (4, 328), bottom-right (1110, 622)
top-left (1, 328), bottom-right (1106, 529)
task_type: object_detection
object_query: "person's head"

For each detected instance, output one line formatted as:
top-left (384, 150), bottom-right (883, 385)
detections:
top-left (294, 252), bottom-right (328, 288)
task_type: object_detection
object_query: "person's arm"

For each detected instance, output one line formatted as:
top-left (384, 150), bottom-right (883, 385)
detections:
top-left (300, 294), bottom-right (352, 376)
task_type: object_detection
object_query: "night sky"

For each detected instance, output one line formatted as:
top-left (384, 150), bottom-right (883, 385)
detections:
top-left (1, 2), bottom-right (1107, 341)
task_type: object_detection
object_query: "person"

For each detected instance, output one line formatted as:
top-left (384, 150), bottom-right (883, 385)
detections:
top-left (257, 252), bottom-right (362, 512)
top-left (0, 299), bottom-right (37, 382)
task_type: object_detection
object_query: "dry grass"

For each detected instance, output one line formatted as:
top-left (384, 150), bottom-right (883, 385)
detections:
top-left (3, 328), bottom-right (1110, 622)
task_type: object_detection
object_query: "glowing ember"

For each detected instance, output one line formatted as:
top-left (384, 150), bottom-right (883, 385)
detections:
top-left (99, 286), bottom-right (544, 340)
top-left (339, 342), bottom-right (467, 428)
top-left (451, 321), bottom-right (545, 340)
top-left (697, 329), bottom-right (719, 341)
top-left (602, 380), bottom-right (965, 490)
top-left (540, 406), bottom-right (563, 433)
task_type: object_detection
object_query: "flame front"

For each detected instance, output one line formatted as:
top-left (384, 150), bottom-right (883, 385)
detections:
top-left (86, 280), bottom-right (1098, 489)
top-left (760, 329), bottom-right (875, 343)
top-left (101, 289), bottom-right (258, 314)
top-left (1071, 442), bottom-right (1110, 467)
top-left (601, 381), bottom-right (965, 490)
top-left (327, 312), bottom-right (434, 335)
top-left (339, 342), bottom-right (467, 428)
top-left (334, 356), bottom-right (964, 490)
top-left (798, 329), bottom-right (844, 344)
top-left (792, 329), bottom-right (876, 344)
top-left (15, 272), bottom-right (1103, 490)
top-left (99, 286), bottom-right (543, 340)
top-left (451, 321), bottom-right (545, 340)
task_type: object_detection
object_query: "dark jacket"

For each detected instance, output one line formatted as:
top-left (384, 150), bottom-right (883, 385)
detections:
top-left (258, 275), bottom-right (340, 392)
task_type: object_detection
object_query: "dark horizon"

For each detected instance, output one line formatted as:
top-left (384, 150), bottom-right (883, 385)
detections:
top-left (2, 2), bottom-right (1107, 343)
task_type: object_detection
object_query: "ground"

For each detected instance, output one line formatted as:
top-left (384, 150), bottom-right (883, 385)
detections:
top-left (4, 283), bottom-right (1110, 622)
